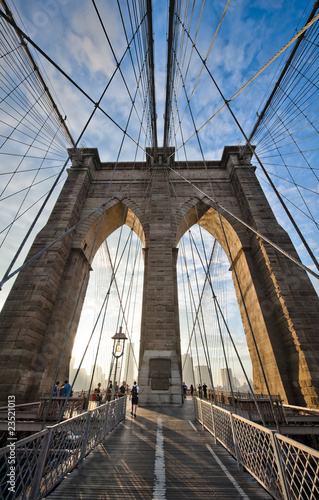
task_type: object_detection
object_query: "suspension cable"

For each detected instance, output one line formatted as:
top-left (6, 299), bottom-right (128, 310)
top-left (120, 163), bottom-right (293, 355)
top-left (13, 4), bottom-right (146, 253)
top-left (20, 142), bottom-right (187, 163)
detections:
top-left (170, 10), bottom-right (319, 273)
top-left (0, 8), bottom-right (151, 157)
top-left (0, 0), bottom-right (75, 146)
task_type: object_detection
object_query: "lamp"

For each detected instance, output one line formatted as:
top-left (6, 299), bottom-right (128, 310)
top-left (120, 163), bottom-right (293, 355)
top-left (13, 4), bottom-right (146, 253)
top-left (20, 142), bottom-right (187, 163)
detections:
top-left (110, 326), bottom-right (128, 400)
top-left (112, 326), bottom-right (128, 358)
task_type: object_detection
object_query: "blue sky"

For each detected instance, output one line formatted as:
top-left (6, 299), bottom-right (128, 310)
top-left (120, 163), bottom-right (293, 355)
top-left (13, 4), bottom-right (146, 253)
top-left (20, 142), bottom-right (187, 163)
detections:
top-left (5, 0), bottom-right (312, 157)
top-left (0, 0), bottom-right (318, 387)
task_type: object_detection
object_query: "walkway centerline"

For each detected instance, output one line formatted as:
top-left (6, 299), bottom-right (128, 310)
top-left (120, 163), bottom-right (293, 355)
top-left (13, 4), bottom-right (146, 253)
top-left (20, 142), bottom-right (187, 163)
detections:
top-left (153, 416), bottom-right (166, 499)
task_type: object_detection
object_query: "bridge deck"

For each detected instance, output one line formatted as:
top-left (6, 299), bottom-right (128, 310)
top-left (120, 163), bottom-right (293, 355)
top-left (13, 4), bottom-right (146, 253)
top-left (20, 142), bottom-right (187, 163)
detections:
top-left (47, 399), bottom-right (272, 499)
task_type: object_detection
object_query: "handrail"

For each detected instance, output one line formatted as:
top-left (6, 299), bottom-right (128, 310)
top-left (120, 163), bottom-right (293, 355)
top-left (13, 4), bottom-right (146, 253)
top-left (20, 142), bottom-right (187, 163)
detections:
top-left (194, 397), bottom-right (319, 500)
top-left (0, 402), bottom-right (40, 411)
top-left (283, 404), bottom-right (319, 415)
top-left (0, 397), bottom-right (126, 499)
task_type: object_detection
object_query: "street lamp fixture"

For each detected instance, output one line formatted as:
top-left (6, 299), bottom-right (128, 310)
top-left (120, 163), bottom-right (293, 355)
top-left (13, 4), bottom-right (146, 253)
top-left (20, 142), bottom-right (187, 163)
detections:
top-left (111, 326), bottom-right (128, 358)
top-left (110, 326), bottom-right (128, 400)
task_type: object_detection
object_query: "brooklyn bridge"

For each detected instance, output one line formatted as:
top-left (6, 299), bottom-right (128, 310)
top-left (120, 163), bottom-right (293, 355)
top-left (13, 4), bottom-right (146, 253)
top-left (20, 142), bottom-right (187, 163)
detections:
top-left (0, 0), bottom-right (319, 498)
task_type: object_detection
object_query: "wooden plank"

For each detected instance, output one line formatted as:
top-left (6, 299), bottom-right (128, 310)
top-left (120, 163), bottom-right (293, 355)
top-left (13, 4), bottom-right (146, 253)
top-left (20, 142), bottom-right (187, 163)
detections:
top-left (47, 400), bottom-right (273, 499)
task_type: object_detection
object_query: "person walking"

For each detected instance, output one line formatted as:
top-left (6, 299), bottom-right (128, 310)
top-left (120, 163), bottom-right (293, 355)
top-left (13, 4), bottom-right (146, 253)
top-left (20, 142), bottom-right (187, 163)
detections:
top-left (198, 384), bottom-right (202, 398)
top-left (106, 381), bottom-right (113, 402)
top-left (95, 382), bottom-right (102, 405)
top-left (182, 382), bottom-right (187, 400)
top-left (51, 380), bottom-right (60, 415)
top-left (62, 380), bottom-right (71, 397)
top-left (131, 381), bottom-right (139, 418)
top-left (53, 381), bottom-right (59, 397)
top-left (118, 381), bottom-right (126, 397)
top-left (203, 383), bottom-right (207, 398)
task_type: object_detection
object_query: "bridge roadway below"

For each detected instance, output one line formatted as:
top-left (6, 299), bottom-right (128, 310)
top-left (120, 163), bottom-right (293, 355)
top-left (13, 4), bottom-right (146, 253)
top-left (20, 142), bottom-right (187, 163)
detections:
top-left (47, 399), bottom-right (272, 499)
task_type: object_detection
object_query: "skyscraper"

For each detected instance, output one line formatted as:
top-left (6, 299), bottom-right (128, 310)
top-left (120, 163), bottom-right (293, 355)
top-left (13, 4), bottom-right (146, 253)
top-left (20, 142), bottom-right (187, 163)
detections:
top-left (182, 353), bottom-right (193, 387)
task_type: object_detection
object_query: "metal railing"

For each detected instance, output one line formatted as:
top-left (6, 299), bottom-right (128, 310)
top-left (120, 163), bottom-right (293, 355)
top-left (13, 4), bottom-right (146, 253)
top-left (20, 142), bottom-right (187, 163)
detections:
top-left (194, 397), bottom-right (319, 500)
top-left (204, 390), bottom-right (287, 424)
top-left (0, 396), bottom-right (126, 499)
top-left (0, 402), bottom-right (40, 418)
top-left (37, 396), bottom-right (85, 421)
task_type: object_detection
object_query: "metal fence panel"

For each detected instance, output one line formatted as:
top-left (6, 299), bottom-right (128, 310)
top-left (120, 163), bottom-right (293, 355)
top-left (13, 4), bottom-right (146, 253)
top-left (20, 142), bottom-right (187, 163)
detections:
top-left (85, 403), bottom-right (110, 455)
top-left (39, 413), bottom-right (88, 497)
top-left (212, 405), bottom-right (236, 456)
top-left (194, 397), bottom-right (319, 500)
top-left (0, 397), bottom-right (126, 500)
top-left (233, 414), bottom-right (283, 499)
top-left (275, 433), bottom-right (319, 500)
top-left (201, 400), bottom-right (215, 435)
top-left (0, 430), bottom-right (48, 500)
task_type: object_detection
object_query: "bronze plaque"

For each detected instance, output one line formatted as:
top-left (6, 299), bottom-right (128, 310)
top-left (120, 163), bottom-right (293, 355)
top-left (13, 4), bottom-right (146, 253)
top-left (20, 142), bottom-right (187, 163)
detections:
top-left (149, 359), bottom-right (171, 390)
top-left (149, 358), bottom-right (171, 378)
top-left (151, 377), bottom-right (170, 390)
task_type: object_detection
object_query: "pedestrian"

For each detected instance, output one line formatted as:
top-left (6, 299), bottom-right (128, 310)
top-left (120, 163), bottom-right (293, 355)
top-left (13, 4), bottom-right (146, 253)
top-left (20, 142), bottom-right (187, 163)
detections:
top-left (62, 380), bottom-right (71, 397)
top-left (51, 380), bottom-right (60, 415)
top-left (131, 381), bottom-right (139, 418)
top-left (95, 382), bottom-right (102, 404)
top-left (106, 381), bottom-right (113, 402)
top-left (190, 384), bottom-right (194, 397)
top-left (182, 382), bottom-right (187, 400)
top-left (203, 383), bottom-right (207, 398)
top-left (198, 384), bottom-right (202, 398)
top-left (114, 381), bottom-right (119, 399)
top-left (53, 381), bottom-right (59, 397)
top-left (118, 381), bottom-right (126, 397)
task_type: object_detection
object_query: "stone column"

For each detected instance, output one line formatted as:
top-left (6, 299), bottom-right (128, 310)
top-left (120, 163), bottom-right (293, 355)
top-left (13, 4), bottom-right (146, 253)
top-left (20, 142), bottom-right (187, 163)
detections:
top-left (0, 151), bottom-right (93, 404)
top-left (138, 154), bottom-right (182, 405)
top-left (225, 151), bottom-right (319, 407)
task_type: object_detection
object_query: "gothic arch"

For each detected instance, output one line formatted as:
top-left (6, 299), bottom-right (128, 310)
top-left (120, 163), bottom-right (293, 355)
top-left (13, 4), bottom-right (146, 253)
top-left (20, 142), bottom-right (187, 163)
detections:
top-left (176, 199), bottom-right (283, 400)
top-left (76, 200), bottom-right (145, 265)
top-left (175, 197), bottom-right (319, 407)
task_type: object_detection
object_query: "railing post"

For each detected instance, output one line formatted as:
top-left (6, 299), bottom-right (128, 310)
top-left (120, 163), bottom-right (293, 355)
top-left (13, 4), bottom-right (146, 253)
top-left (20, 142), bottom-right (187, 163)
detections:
top-left (230, 414), bottom-right (242, 471)
top-left (193, 395), bottom-right (197, 421)
top-left (29, 429), bottom-right (52, 500)
top-left (79, 409), bottom-right (91, 469)
top-left (104, 401), bottom-right (110, 436)
top-left (210, 403), bottom-right (216, 444)
top-left (118, 398), bottom-right (124, 424)
top-left (270, 432), bottom-right (290, 500)
top-left (122, 397), bottom-right (125, 419)
top-left (199, 398), bottom-right (204, 429)
top-left (114, 399), bottom-right (120, 425)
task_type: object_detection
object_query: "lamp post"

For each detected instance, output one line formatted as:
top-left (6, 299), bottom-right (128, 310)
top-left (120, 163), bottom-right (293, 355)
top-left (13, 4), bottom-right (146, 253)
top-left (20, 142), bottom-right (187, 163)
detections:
top-left (111, 326), bottom-right (128, 400)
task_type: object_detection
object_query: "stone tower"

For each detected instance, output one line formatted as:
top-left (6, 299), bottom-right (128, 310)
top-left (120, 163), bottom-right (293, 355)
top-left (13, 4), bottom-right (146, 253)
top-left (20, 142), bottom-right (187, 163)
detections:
top-left (0, 146), bottom-right (318, 408)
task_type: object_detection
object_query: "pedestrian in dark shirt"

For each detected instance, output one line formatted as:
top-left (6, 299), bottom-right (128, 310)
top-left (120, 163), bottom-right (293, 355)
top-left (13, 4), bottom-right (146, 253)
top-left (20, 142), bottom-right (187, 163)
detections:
top-left (182, 382), bottom-right (187, 400)
top-left (119, 381), bottom-right (126, 397)
top-left (95, 383), bottom-right (101, 404)
top-left (131, 381), bottom-right (139, 418)
top-left (198, 384), bottom-right (202, 398)
top-left (203, 383), bottom-right (207, 398)
top-left (106, 382), bottom-right (112, 402)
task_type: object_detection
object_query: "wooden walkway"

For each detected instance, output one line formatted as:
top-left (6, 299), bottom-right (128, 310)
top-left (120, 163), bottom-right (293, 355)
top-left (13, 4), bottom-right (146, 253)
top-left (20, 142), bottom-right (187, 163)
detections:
top-left (47, 399), bottom-right (273, 499)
